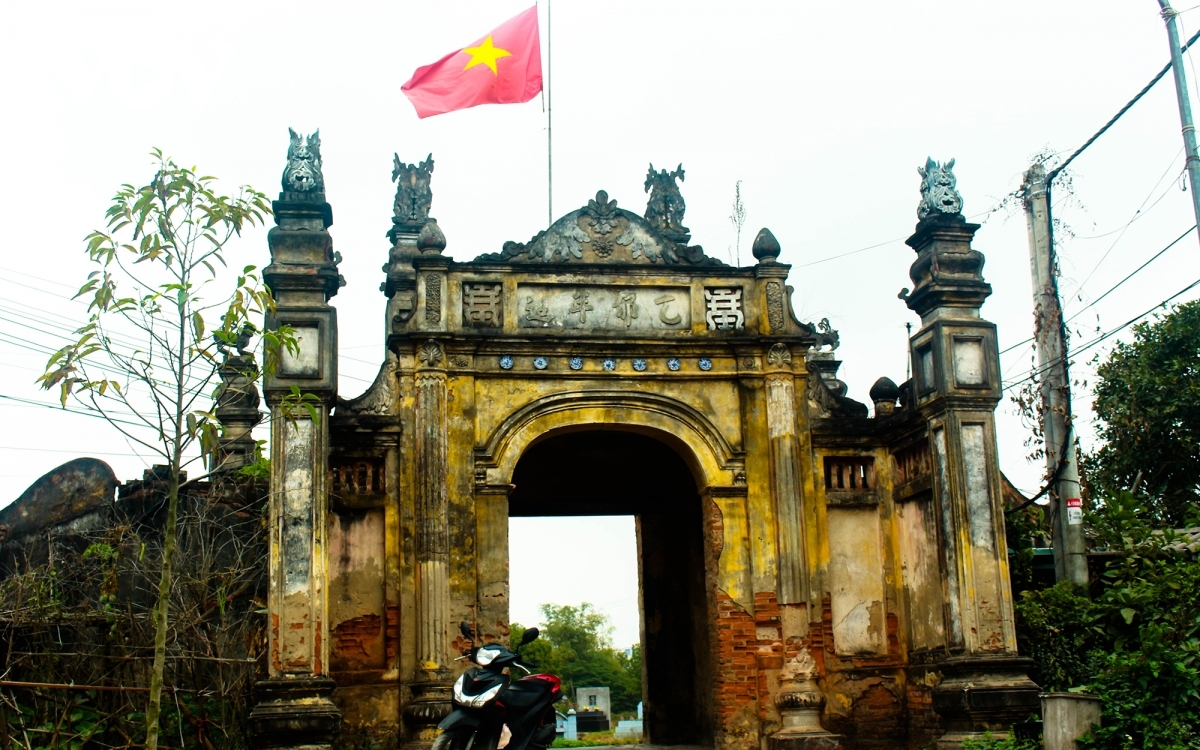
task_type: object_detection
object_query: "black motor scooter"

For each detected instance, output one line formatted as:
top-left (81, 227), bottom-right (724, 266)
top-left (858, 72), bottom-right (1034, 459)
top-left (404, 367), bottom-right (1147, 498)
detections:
top-left (433, 621), bottom-right (564, 750)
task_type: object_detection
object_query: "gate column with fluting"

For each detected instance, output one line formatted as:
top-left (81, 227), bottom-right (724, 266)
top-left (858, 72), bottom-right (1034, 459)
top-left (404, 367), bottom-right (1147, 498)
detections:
top-left (402, 339), bottom-right (454, 745)
top-left (902, 159), bottom-right (1040, 748)
top-left (250, 129), bottom-right (344, 750)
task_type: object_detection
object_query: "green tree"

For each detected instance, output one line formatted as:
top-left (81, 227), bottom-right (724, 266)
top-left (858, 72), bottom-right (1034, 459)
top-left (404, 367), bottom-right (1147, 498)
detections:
top-left (1085, 300), bottom-right (1200, 527)
top-left (38, 150), bottom-right (282, 750)
top-left (513, 603), bottom-right (643, 715)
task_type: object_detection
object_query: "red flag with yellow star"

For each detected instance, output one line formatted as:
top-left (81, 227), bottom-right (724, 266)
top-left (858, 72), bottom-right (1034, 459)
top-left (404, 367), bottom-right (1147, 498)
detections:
top-left (402, 6), bottom-right (543, 119)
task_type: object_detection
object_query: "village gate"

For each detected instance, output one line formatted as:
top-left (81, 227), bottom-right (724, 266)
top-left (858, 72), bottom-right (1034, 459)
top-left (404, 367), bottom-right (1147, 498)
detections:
top-left (243, 133), bottom-right (1041, 750)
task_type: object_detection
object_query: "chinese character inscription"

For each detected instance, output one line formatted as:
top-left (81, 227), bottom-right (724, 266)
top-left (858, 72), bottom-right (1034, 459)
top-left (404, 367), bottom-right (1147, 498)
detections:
top-left (705, 288), bottom-right (744, 330)
top-left (516, 285), bottom-right (689, 331)
top-left (462, 283), bottom-right (503, 327)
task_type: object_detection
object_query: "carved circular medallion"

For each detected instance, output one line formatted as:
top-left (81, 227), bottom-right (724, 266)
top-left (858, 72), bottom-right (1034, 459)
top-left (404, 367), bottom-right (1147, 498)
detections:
top-left (533, 356), bottom-right (548, 370)
top-left (569, 356), bottom-right (584, 370)
top-left (499, 355), bottom-right (514, 370)
top-left (698, 357), bottom-right (713, 371)
top-left (603, 357), bottom-right (617, 371)
top-left (632, 359), bottom-right (647, 372)
top-left (667, 357), bottom-right (681, 371)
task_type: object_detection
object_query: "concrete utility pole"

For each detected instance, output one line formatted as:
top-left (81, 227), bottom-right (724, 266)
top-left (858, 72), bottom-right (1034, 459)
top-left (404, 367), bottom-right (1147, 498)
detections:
top-left (1160, 0), bottom-right (1200, 239)
top-left (1021, 164), bottom-right (1089, 588)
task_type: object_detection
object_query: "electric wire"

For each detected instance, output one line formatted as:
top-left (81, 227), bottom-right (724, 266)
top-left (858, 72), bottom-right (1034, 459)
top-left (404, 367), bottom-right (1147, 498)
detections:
top-left (1001, 273), bottom-right (1200, 393)
top-left (1047, 26), bottom-right (1200, 183)
top-left (997, 225), bottom-right (1196, 357)
top-left (1066, 157), bottom-right (1187, 305)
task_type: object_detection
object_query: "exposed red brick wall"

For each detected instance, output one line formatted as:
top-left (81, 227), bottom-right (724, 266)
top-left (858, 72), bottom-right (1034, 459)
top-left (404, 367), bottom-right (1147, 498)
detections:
top-left (332, 614), bottom-right (382, 668)
top-left (702, 499), bottom-right (926, 750)
top-left (706, 497), bottom-right (818, 749)
top-left (904, 674), bottom-right (942, 748)
top-left (386, 605), bottom-right (400, 667)
top-left (849, 683), bottom-right (904, 750)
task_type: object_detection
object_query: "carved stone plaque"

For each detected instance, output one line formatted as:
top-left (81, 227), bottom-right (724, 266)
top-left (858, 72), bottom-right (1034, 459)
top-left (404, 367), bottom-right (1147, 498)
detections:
top-left (462, 283), bottom-right (503, 328)
top-left (516, 285), bottom-right (690, 331)
top-left (704, 288), bottom-right (744, 330)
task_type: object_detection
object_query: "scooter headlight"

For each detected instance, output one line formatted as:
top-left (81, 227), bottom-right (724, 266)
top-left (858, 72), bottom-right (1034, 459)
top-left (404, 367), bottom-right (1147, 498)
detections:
top-left (475, 645), bottom-right (503, 666)
top-left (453, 674), bottom-right (504, 708)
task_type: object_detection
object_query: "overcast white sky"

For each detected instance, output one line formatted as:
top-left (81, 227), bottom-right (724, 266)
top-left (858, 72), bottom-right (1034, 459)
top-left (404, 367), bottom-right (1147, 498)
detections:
top-left (2, 1), bottom-right (1199, 648)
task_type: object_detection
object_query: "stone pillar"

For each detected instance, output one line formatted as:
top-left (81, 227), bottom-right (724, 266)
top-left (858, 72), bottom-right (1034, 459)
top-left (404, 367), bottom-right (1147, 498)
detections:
top-left (250, 129), bottom-right (344, 750)
top-left (764, 345), bottom-right (807, 605)
top-left (475, 480), bottom-right (512, 645)
top-left (213, 326), bottom-right (262, 471)
top-left (403, 340), bottom-right (454, 745)
top-left (902, 159), bottom-right (1039, 748)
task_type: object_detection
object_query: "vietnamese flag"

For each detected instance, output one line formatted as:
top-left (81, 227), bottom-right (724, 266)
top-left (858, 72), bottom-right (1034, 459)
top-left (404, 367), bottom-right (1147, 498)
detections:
top-left (402, 6), bottom-right (543, 119)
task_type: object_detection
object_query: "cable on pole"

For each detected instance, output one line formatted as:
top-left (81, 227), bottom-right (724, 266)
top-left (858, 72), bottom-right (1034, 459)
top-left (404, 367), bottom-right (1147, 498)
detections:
top-left (1048, 26), bottom-right (1200, 184)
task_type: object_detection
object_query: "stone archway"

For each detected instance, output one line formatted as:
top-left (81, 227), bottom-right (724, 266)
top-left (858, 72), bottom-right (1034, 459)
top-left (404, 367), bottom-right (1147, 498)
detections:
top-left (509, 428), bottom-right (715, 746)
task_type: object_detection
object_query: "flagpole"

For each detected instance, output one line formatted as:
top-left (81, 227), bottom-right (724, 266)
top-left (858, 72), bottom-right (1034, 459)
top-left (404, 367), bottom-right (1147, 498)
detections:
top-left (546, 0), bottom-right (553, 226)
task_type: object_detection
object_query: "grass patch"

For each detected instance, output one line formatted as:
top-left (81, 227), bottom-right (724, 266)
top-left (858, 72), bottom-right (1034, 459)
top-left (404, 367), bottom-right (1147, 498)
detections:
top-left (551, 731), bottom-right (642, 747)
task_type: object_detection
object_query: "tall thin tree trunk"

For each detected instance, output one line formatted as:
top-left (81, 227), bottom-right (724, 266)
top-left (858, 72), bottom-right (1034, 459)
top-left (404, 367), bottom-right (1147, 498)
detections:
top-left (145, 476), bottom-right (180, 750)
top-left (146, 283), bottom-right (189, 750)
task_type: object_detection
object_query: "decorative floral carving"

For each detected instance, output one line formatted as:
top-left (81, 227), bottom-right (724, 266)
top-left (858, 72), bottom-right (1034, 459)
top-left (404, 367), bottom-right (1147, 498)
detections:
top-left (591, 234), bottom-right (615, 257)
top-left (500, 222), bottom-right (591, 263)
top-left (417, 340), bottom-right (443, 367)
top-left (917, 157), bottom-right (963, 220)
top-left (480, 175), bottom-right (726, 267)
top-left (583, 190), bottom-right (621, 235)
top-left (451, 355), bottom-right (470, 368)
top-left (766, 281), bottom-right (785, 332)
top-left (767, 343), bottom-right (793, 368)
top-left (425, 275), bottom-right (442, 324)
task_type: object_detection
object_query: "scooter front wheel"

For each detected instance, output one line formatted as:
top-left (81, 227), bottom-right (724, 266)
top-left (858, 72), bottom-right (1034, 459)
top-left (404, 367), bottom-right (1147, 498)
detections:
top-left (432, 728), bottom-right (475, 750)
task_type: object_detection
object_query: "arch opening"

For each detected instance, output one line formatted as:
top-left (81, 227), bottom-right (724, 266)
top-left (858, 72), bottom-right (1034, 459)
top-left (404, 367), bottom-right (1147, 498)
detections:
top-left (509, 430), bottom-right (715, 746)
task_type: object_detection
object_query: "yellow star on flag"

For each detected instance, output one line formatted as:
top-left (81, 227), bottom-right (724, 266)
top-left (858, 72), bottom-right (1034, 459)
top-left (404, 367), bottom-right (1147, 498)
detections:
top-left (461, 36), bottom-right (512, 75)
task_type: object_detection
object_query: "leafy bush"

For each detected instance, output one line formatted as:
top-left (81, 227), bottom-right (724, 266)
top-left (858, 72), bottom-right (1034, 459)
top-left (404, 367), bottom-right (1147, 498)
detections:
top-left (962, 732), bottom-right (1040, 750)
top-left (1080, 634), bottom-right (1200, 749)
top-left (1013, 490), bottom-right (1200, 748)
top-left (1074, 492), bottom-right (1200, 749)
top-left (1015, 582), bottom-right (1104, 691)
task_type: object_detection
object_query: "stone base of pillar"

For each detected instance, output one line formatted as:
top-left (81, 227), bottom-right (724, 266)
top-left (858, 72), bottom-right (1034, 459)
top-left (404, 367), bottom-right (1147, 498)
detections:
top-left (932, 655), bottom-right (1041, 749)
top-left (402, 680), bottom-right (452, 748)
top-left (769, 734), bottom-right (847, 750)
top-left (248, 676), bottom-right (342, 750)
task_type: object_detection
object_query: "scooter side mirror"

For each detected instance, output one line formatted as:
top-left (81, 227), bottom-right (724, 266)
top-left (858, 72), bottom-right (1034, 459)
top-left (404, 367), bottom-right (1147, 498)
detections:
top-left (519, 627), bottom-right (540, 645)
top-left (460, 621), bottom-right (473, 639)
